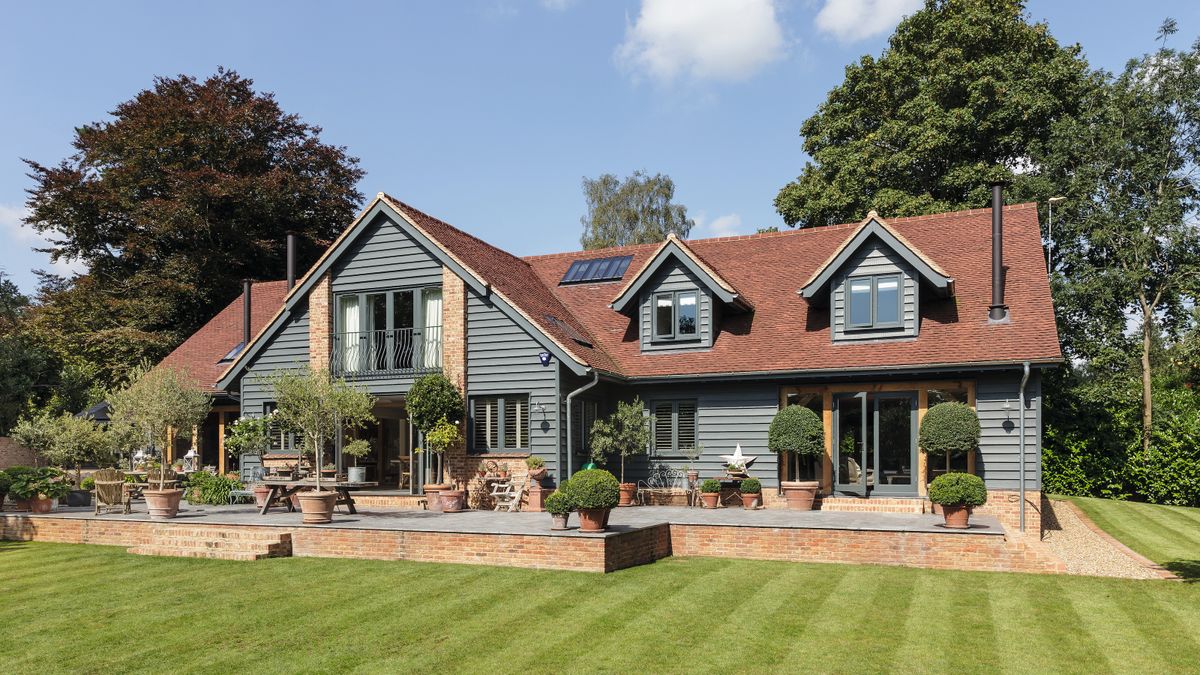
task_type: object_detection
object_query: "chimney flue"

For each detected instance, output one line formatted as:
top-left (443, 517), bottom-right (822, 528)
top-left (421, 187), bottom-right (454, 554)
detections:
top-left (242, 279), bottom-right (253, 346)
top-left (286, 232), bottom-right (297, 290)
top-left (988, 182), bottom-right (1008, 321)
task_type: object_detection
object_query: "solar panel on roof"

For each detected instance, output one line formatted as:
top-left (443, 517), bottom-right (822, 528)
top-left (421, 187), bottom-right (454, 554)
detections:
top-left (545, 315), bottom-right (593, 347)
top-left (559, 254), bottom-right (634, 285)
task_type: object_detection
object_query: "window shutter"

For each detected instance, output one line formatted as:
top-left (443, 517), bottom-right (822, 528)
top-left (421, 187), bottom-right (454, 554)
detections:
top-left (653, 402), bottom-right (673, 454)
top-left (677, 402), bottom-right (697, 451)
top-left (504, 397), bottom-right (527, 449)
top-left (474, 398), bottom-right (498, 450)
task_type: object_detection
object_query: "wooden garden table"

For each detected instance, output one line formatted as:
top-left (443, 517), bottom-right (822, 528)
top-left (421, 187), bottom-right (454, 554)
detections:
top-left (257, 479), bottom-right (379, 516)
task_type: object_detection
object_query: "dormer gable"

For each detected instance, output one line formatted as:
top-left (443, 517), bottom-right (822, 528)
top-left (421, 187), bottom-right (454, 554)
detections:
top-left (611, 234), bottom-right (751, 313)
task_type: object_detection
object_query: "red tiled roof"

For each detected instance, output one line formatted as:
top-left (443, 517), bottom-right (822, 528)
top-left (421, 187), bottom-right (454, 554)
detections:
top-left (160, 280), bottom-right (290, 392)
top-left (523, 202), bottom-right (1062, 378)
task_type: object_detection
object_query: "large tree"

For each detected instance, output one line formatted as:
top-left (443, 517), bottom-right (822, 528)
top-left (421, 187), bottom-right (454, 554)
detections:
top-left (22, 69), bottom-right (364, 382)
top-left (774, 0), bottom-right (1094, 227)
top-left (580, 170), bottom-right (694, 249)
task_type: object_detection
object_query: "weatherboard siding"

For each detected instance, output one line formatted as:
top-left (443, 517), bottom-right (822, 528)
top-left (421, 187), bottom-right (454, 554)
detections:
top-left (466, 289), bottom-right (560, 475)
top-left (638, 259), bottom-right (713, 352)
top-left (239, 308), bottom-right (311, 415)
top-left (975, 371), bottom-right (1042, 490)
top-left (330, 215), bottom-right (443, 293)
top-left (831, 240), bottom-right (918, 341)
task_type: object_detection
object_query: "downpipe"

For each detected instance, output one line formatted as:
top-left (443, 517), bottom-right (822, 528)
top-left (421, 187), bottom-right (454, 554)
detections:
top-left (1018, 361), bottom-right (1031, 533)
top-left (565, 370), bottom-right (599, 478)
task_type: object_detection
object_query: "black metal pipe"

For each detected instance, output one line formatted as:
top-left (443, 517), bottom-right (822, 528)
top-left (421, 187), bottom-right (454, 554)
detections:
top-left (989, 183), bottom-right (1007, 321)
top-left (286, 232), bottom-right (297, 290)
top-left (242, 279), bottom-right (253, 346)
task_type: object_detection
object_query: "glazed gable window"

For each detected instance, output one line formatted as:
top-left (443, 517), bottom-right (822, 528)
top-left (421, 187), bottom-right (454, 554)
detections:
top-left (847, 274), bottom-right (901, 329)
top-left (653, 290), bottom-right (699, 341)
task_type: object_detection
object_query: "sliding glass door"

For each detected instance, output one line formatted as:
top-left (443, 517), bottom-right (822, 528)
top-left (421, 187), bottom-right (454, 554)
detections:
top-left (834, 391), bottom-right (917, 497)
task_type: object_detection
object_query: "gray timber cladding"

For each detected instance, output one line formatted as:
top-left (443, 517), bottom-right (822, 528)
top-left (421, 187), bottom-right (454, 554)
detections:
top-left (466, 289), bottom-right (560, 475)
top-left (330, 215), bottom-right (443, 292)
top-left (975, 371), bottom-right (1042, 490)
top-left (831, 237), bottom-right (918, 341)
top-left (638, 258), bottom-right (714, 352)
top-left (239, 308), bottom-right (311, 414)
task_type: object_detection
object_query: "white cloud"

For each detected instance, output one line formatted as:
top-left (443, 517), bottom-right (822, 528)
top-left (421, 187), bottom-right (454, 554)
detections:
top-left (692, 212), bottom-right (744, 239)
top-left (814, 0), bottom-right (921, 43)
top-left (540, 0), bottom-right (577, 10)
top-left (0, 202), bottom-right (88, 280)
top-left (616, 0), bottom-right (786, 84)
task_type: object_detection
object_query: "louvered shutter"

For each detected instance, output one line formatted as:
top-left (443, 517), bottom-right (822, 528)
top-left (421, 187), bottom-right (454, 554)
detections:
top-left (473, 398), bottom-right (498, 450)
top-left (677, 402), bottom-right (697, 452)
top-left (504, 397), bottom-right (528, 449)
top-left (653, 402), bottom-right (674, 454)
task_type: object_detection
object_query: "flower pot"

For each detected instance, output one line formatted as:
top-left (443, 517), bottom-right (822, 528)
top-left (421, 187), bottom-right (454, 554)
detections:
top-left (298, 490), bottom-right (337, 524)
top-left (578, 508), bottom-right (609, 532)
top-left (30, 496), bottom-right (55, 514)
top-left (550, 513), bottom-right (570, 530)
top-left (440, 489), bottom-right (466, 513)
top-left (529, 467), bottom-right (548, 483)
top-left (252, 485), bottom-right (272, 508)
top-left (940, 504), bottom-right (971, 529)
top-left (741, 492), bottom-right (759, 509)
top-left (12, 498), bottom-right (31, 512)
top-left (930, 502), bottom-right (944, 516)
top-left (145, 488), bottom-right (183, 519)
top-left (618, 483), bottom-right (637, 507)
top-left (423, 483), bottom-right (446, 513)
top-left (700, 492), bottom-right (720, 509)
top-left (498, 470), bottom-right (509, 479)
top-left (781, 481), bottom-right (819, 510)
top-left (348, 466), bottom-right (367, 484)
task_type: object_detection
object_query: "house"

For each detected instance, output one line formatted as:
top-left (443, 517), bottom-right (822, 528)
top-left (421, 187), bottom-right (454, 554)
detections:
top-left (174, 185), bottom-right (1060, 531)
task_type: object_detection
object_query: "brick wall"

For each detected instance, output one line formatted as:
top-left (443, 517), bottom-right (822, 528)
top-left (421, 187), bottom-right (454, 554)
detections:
top-left (973, 490), bottom-right (1045, 536)
top-left (308, 273), bottom-right (332, 371)
top-left (437, 266), bottom-right (469, 488)
top-left (0, 437), bottom-right (37, 469)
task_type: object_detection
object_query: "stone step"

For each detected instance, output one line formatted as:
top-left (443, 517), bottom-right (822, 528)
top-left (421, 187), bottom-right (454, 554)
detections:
top-left (817, 497), bottom-right (926, 514)
top-left (128, 545), bottom-right (277, 561)
top-left (146, 536), bottom-right (291, 554)
top-left (149, 527), bottom-right (289, 542)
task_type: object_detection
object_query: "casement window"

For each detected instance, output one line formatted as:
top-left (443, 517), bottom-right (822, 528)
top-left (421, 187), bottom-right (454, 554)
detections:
top-left (261, 402), bottom-right (296, 451)
top-left (334, 286), bottom-right (442, 373)
top-left (471, 395), bottom-right (529, 451)
top-left (653, 290), bottom-right (699, 341)
top-left (650, 400), bottom-right (697, 455)
top-left (846, 274), bottom-right (902, 329)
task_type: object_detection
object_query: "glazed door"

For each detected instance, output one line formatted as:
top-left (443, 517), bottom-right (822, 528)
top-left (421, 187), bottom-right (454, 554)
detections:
top-left (834, 393), bottom-right (869, 496)
top-left (873, 393), bottom-right (917, 496)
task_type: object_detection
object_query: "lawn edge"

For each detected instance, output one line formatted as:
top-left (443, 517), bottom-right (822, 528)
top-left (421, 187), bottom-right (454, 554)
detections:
top-left (1058, 498), bottom-right (1180, 581)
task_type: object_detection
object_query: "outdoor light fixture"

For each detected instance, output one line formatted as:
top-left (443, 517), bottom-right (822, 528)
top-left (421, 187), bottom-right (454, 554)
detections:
top-left (184, 447), bottom-right (199, 472)
top-left (538, 351), bottom-right (552, 367)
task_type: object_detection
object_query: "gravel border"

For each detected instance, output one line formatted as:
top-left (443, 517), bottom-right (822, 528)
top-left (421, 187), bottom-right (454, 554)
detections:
top-left (1041, 499), bottom-right (1177, 580)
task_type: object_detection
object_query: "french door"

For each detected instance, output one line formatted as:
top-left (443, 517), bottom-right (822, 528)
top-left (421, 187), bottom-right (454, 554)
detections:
top-left (834, 391), bottom-right (917, 497)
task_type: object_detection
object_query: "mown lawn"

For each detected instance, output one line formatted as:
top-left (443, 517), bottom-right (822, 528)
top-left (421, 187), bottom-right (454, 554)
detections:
top-left (1067, 495), bottom-right (1200, 580)
top-left (2, 542), bottom-right (1199, 674)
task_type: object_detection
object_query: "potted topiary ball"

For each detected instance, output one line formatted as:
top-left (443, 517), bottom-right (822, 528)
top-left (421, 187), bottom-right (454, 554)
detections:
top-left (927, 472), bottom-right (988, 528)
top-left (545, 482), bottom-right (573, 530)
top-left (568, 468), bottom-right (620, 532)
top-left (919, 402), bottom-right (981, 512)
top-left (700, 478), bottom-right (721, 509)
top-left (739, 477), bottom-right (761, 509)
top-left (768, 405), bottom-right (824, 509)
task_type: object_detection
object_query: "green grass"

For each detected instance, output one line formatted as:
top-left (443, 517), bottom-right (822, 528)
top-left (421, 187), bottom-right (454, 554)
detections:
top-left (3, 542), bottom-right (1200, 673)
top-left (1066, 496), bottom-right (1200, 581)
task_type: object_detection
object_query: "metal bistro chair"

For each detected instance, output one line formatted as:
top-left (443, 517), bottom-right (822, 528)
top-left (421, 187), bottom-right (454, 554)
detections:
top-left (228, 465), bottom-right (266, 505)
top-left (637, 465), bottom-right (685, 506)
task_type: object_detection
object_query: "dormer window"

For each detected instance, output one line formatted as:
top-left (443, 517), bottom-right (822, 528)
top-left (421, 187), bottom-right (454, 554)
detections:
top-left (847, 274), bottom-right (901, 330)
top-left (654, 290), bottom-right (699, 341)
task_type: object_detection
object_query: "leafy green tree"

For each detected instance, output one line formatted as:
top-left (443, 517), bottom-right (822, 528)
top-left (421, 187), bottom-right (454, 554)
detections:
top-left (21, 69), bottom-right (364, 384)
top-left (774, 0), bottom-right (1094, 227)
top-left (588, 397), bottom-right (651, 485)
top-left (40, 413), bottom-right (114, 487)
top-left (108, 363), bottom-right (213, 489)
top-left (580, 171), bottom-right (694, 249)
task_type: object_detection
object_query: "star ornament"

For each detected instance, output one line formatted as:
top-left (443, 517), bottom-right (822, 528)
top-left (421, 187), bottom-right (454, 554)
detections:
top-left (719, 444), bottom-right (756, 472)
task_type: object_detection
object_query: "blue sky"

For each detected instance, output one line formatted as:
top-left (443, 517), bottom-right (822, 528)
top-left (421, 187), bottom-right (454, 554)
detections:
top-left (2, 0), bottom-right (1198, 294)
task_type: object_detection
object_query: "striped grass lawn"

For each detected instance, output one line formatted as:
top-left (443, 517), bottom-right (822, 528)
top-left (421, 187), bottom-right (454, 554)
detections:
top-left (2, 541), bottom-right (1199, 673)
top-left (1067, 496), bottom-right (1200, 580)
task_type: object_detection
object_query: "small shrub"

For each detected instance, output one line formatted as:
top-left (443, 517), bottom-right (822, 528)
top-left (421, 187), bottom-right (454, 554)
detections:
top-left (186, 471), bottom-right (242, 505)
top-left (739, 477), bottom-right (761, 493)
top-left (81, 476), bottom-right (96, 491)
top-left (9, 467), bottom-right (71, 500)
top-left (701, 478), bottom-right (721, 493)
top-left (919, 402), bottom-right (980, 458)
top-left (566, 469), bottom-right (619, 509)
top-left (545, 487), bottom-right (573, 515)
top-left (927, 472), bottom-right (988, 507)
top-left (525, 456), bottom-right (545, 470)
top-left (768, 405), bottom-right (825, 458)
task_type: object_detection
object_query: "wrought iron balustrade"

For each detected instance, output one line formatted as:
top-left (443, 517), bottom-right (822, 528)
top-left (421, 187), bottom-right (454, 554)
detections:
top-left (330, 326), bottom-right (443, 376)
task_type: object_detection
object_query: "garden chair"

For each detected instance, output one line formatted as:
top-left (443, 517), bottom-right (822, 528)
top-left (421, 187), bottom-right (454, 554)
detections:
top-left (228, 466), bottom-right (265, 504)
top-left (92, 468), bottom-right (131, 515)
top-left (637, 465), bottom-right (684, 505)
top-left (491, 477), bottom-right (527, 512)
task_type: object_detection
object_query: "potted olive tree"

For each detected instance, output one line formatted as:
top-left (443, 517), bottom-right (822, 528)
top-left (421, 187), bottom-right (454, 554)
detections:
top-left (570, 468), bottom-right (620, 532)
top-left (268, 367), bottom-right (375, 524)
top-left (424, 417), bottom-right (464, 512)
top-left (919, 402), bottom-right (981, 513)
top-left (225, 414), bottom-right (274, 504)
top-left (588, 397), bottom-right (650, 507)
top-left (927, 472), bottom-right (988, 528)
top-left (768, 405), bottom-right (824, 509)
top-left (406, 373), bottom-right (464, 512)
top-left (41, 413), bottom-right (115, 506)
top-left (545, 480), bottom-right (573, 530)
top-left (108, 364), bottom-right (212, 519)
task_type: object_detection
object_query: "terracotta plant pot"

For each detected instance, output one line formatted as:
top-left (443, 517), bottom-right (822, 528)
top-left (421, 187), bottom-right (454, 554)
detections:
top-left (930, 502), bottom-right (944, 516)
top-left (781, 481), bottom-right (820, 510)
top-left (12, 498), bottom-right (31, 512)
top-left (145, 488), bottom-right (183, 520)
top-left (940, 504), bottom-right (971, 529)
top-left (252, 485), bottom-right (272, 508)
top-left (550, 513), bottom-right (570, 530)
top-left (700, 492), bottom-right (720, 509)
top-left (578, 508), bottom-right (609, 532)
top-left (498, 470), bottom-right (509, 479)
top-left (618, 483), bottom-right (637, 507)
top-left (440, 489), bottom-right (466, 513)
top-left (30, 496), bottom-right (55, 514)
top-left (741, 492), bottom-right (759, 509)
top-left (298, 491), bottom-right (337, 524)
top-left (423, 483), bottom-right (447, 513)
top-left (529, 467), bottom-right (548, 483)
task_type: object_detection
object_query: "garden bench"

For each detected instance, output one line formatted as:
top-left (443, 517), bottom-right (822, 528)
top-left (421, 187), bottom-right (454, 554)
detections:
top-left (637, 466), bottom-right (685, 505)
top-left (490, 477), bottom-right (526, 512)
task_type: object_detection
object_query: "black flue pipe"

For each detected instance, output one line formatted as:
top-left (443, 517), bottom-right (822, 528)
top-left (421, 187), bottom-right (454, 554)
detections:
top-left (989, 183), bottom-right (1008, 321)
top-left (286, 232), bottom-right (297, 290)
top-left (242, 279), bottom-right (253, 346)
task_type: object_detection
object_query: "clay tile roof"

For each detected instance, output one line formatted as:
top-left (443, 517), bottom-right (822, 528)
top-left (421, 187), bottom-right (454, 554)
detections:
top-left (159, 280), bottom-right (290, 392)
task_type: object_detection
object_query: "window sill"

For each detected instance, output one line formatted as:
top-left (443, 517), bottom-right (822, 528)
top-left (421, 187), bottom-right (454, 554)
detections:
top-left (467, 450), bottom-right (532, 458)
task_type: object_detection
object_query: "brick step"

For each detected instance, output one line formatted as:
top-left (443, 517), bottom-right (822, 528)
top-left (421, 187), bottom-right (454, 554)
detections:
top-left (146, 536), bottom-right (291, 554)
top-left (149, 527), bottom-right (289, 542)
top-left (130, 527), bottom-right (293, 560)
top-left (816, 497), bottom-right (927, 514)
top-left (128, 545), bottom-right (276, 561)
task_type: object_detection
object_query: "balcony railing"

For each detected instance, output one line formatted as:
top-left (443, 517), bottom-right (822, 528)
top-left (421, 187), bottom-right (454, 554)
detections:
top-left (330, 327), bottom-right (443, 377)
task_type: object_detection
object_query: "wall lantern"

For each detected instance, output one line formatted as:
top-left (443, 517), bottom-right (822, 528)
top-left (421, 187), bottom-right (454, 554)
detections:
top-left (538, 351), bottom-right (552, 367)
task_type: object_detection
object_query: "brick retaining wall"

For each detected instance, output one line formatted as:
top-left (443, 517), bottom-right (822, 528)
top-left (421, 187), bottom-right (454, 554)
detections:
top-left (0, 437), bottom-right (37, 469)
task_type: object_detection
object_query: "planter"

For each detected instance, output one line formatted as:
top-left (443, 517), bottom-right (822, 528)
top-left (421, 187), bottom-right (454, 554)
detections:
top-left (11, 498), bottom-right (31, 512)
top-left (550, 512), bottom-right (570, 530)
top-left (298, 490), bottom-right (337, 524)
top-left (741, 492), bottom-right (759, 509)
top-left (578, 507), bottom-right (609, 533)
top-left (498, 470), bottom-right (509, 479)
top-left (940, 504), bottom-right (971, 529)
top-left (781, 480), bottom-right (820, 510)
top-left (423, 483), bottom-right (448, 513)
top-left (252, 485), bottom-right (272, 508)
top-left (347, 466), bottom-right (367, 484)
top-left (700, 492), bottom-right (720, 509)
top-left (145, 488), bottom-right (183, 519)
top-left (618, 483), bottom-right (637, 507)
top-left (66, 489), bottom-right (93, 507)
top-left (930, 502), bottom-right (944, 516)
top-left (440, 489), bottom-right (466, 513)
top-left (30, 496), bottom-right (55, 514)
